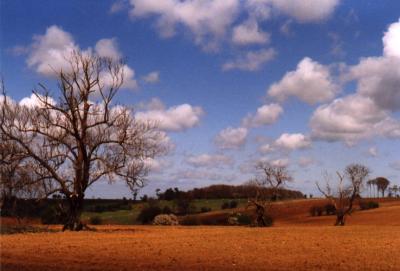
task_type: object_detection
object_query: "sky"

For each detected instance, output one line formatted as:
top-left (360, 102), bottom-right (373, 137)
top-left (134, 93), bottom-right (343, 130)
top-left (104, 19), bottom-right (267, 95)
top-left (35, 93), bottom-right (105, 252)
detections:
top-left (1, 0), bottom-right (400, 198)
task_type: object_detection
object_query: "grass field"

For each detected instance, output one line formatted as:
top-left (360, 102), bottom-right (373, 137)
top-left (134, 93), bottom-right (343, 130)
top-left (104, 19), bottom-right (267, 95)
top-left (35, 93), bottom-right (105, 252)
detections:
top-left (1, 199), bottom-right (400, 271)
top-left (81, 198), bottom-right (249, 224)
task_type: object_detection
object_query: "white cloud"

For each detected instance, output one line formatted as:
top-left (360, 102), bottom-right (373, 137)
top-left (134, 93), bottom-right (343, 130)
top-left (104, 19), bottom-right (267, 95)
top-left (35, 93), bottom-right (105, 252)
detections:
top-left (270, 158), bottom-right (289, 167)
top-left (367, 146), bottom-right (378, 157)
top-left (310, 94), bottom-right (400, 144)
top-left (348, 56), bottom-right (400, 112)
top-left (95, 38), bottom-right (122, 60)
top-left (26, 26), bottom-right (138, 90)
top-left (259, 143), bottom-right (274, 154)
top-left (19, 94), bottom-right (56, 108)
top-left (215, 126), bottom-right (248, 149)
top-left (383, 18), bottom-right (400, 58)
top-left (170, 169), bottom-right (236, 182)
top-left (129, 0), bottom-right (240, 50)
top-left (142, 71), bottom-right (160, 83)
top-left (136, 100), bottom-right (204, 132)
top-left (298, 157), bottom-right (315, 168)
top-left (222, 48), bottom-right (276, 71)
top-left (186, 153), bottom-right (233, 167)
top-left (268, 0), bottom-right (340, 22)
top-left (275, 133), bottom-right (311, 150)
top-left (267, 57), bottom-right (339, 104)
top-left (27, 25), bottom-right (78, 76)
top-left (242, 103), bottom-right (283, 128)
top-left (232, 19), bottom-right (270, 46)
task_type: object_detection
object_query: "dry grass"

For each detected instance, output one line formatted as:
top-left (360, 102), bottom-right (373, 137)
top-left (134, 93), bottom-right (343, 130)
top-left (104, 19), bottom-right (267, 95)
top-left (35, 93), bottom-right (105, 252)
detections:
top-left (1, 200), bottom-right (400, 271)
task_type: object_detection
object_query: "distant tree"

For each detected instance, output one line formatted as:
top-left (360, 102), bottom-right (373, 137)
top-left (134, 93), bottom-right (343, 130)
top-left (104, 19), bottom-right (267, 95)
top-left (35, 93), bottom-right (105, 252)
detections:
top-left (374, 177), bottom-right (390, 197)
top-left (317, 164), bottom-right (370, 226)
top-left (247, 162), bottom-right (293, 227)
top-left (0, 52), bottom-right (166, 231)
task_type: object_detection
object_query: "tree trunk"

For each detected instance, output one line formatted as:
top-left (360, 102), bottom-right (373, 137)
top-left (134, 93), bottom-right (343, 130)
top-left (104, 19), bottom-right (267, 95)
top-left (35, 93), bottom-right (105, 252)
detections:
top-left (62, 195), bottom-right (84, 231)
top-left (335, 213), bottom-right (346, 226)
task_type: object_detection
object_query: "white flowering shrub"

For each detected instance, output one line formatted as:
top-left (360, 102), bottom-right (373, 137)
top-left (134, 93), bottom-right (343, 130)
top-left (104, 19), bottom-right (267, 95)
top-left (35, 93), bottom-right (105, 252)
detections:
top-left (152, 214), bottom-right (179, 226)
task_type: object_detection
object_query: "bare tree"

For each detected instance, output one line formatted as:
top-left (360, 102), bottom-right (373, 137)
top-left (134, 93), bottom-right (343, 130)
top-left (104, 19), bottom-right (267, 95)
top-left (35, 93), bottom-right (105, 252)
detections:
top-left (317, 164), bottom-right (370, 226)
top-left (0, 52), bottom-right (166, 230)
top-left (247, 162), bottom-right (293, 226)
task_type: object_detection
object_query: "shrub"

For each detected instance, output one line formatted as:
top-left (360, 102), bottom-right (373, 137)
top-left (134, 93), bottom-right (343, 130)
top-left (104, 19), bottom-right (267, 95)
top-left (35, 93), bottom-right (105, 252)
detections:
top-left (200, 207), bottom-right (212, 213)
top-left (359, 201), bottom-right (379, 210)
top-left (175, 198), bottom-right (196, 215)
top-left (309, 205), bottom-right (324, 217)
top-left (221, 202), bottom-right (230, 209)
top-left (227, 216), bottom-right (239, 225)
top-left (137, 205), bottom-right (162, 224)
top-left (324, 204), bottom-right (336, 215)
top-left (153, 214), bottom-right (179, 225)
top-left (89, 216), bottom-right (102, 225)
top-left (40, 207), bottom-right (63, 225)
top-left (180, 216), bottom-right (201, 226)
top-left (254, 214), bottom-right (273, 227)
top-left (162, 206), bottom-right (173, 214)
top-left (229, 200), bottom-right (238, 209)
top-left (237, 213), bottom-right (252, 225)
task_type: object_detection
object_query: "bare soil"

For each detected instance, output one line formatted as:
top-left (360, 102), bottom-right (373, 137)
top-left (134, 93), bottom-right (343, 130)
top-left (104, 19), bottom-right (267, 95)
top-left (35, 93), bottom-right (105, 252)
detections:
top-left (1, 200), bottom-right (400, 271)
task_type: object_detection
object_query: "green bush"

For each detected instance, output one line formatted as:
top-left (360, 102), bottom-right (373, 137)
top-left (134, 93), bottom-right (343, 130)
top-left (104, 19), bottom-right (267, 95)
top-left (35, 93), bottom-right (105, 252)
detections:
top-left (137, 205), bottom-right (162, 224)
top-left (237, 214), bottom-right (252, 225)
top-left (200, 207), bottom-right (212, 213)
top-left (221, 202), bottom-right (230, 209)
top-left (229, 200), bottom-right (238, 209)
top-left (180, 216), bottom-right (201, 226)
top-left (40, 207), bottom-right (63, 225)
top-left (309, 205), bottom-right (324, 217)
top-left (359, 201), bottom-right (379, 210)
top-left (324, 204), bottom-right (336, 215)
top-left (89, 216), bottom-right (102, 225)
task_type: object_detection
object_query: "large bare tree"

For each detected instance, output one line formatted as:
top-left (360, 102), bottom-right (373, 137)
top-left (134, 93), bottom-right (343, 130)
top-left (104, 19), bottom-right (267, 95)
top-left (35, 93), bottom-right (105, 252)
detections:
top-left (317, 164), bottom-right (370, 226)
top-left (247, 162), bottom-right (293, 226)
top-left (0, 52), bottom-right (166, 230)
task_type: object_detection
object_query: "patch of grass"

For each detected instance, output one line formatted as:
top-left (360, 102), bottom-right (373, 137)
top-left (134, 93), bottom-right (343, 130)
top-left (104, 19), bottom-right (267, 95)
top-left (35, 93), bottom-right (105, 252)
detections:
top-left (1, 225), bottom-right (57, 235)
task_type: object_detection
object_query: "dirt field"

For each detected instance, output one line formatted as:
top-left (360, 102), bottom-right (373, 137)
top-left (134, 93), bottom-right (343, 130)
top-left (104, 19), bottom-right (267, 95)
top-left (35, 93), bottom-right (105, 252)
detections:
top-left (2, 200), bottom-right (400, 271)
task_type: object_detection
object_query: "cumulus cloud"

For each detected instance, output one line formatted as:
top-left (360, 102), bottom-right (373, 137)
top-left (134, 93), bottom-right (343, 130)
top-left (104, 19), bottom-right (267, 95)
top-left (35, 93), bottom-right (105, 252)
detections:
top-left (242, 103), bottom-right (283, 128)
top-left (136, 99), bottom-right (204, 132)
top-left (268, 0), bottom-right (340, 22)
top-left (310, 94), bottom-right (400, 144)
top-left (222, 48), bottom-right (276, 71)
top-left (270, 158), bottom-right (290, 167)
top-left (275, 133), bottom-right (312, 150)
top-left (215, 126), bottom-right (248, 149)
top-left (267, 57), bottom-right (339, 104)
top-left (186, 153), bottom-right (233, 167)
top-left (310, 18), bottom-right (400, 144)
top-left (126, 0), bottom-right (340, 49)
top-left (19, 94), bottom-right (56, 108)
top-left (232, 19), bottom-right (270, 46)
top-left (129, 0), bottom-right (239, 50)
top-left (26, 26), bottom-right (138, 90)
top-left (142, 71), bottom-right (160, 83)
top-left (383, 18), bottom-right (400, 58)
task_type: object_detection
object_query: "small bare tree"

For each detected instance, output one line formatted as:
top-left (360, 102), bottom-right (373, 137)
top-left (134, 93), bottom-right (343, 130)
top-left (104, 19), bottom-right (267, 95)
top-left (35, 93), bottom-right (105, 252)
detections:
top-left (317, 164), bottom-right (370, 226)
top-left (247, 162), bottom-right (293, 226)
top-left (0, 52), bottom-right (166, 230)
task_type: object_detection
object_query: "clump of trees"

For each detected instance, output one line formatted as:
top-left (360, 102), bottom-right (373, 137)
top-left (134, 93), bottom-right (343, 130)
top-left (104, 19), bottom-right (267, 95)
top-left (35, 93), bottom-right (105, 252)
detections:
top-left (246, 161), bottom-right (293, 227)
top-left (366, 177), bottom-right (391, 198)
top-left (317, 164), bottom-right (370, 226)
top-left (0, 52), bottom-right (166, 231)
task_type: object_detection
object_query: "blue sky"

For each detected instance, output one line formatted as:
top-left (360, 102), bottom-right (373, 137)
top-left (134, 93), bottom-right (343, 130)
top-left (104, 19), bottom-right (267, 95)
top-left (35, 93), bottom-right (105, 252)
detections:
top-left (1, 0), bottom-right (400, 198)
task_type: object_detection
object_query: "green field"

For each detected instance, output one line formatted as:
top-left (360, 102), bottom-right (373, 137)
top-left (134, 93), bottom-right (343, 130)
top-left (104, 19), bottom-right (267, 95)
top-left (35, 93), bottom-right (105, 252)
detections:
top-left (82, 198), bottom-right (249, 225)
